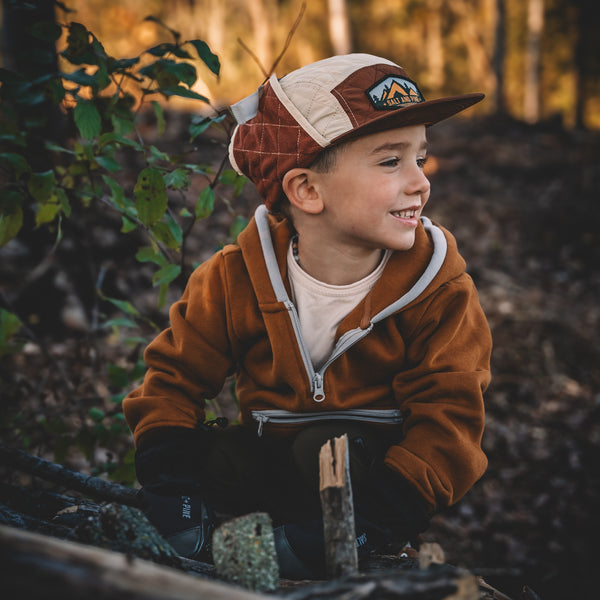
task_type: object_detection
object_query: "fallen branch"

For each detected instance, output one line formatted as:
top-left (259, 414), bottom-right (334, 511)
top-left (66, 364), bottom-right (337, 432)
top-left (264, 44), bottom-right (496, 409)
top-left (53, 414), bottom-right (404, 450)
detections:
top-left (0, 525), bottom-right (268, 600)
top-left (0, 444), bottom-right (141, 507)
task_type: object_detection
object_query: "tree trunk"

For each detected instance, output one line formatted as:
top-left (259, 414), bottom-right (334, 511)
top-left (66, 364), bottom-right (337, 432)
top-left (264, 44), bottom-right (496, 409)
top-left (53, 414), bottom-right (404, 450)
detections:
top-left (451, 0), bottom-right (496, 94)
top-left (425, 0), bottom-right (445, 91)
top-left (0, 0), bottom-right (64, 169)
top-left (523, 0), bottom-right (545, 123)
top-left (247, 0), bottom-right (274, 74)
top-left (327, 0), bottom-right (353, 55)
top-left (492, 0), bottom-right (507, 115)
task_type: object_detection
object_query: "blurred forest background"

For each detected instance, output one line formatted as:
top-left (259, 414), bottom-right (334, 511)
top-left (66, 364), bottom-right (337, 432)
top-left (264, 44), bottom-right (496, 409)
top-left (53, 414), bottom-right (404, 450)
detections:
top-left (1, 1), bottom-right (599, 599)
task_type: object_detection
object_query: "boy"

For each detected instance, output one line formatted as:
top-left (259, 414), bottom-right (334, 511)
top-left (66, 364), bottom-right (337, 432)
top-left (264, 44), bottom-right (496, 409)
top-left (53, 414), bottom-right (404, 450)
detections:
top-left (123, 53), bottom-right (492, 579)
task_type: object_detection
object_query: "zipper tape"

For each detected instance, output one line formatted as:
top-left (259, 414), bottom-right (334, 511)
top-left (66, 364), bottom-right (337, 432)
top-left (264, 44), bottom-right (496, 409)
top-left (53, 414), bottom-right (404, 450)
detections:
top-left (251, 408), bottom-right (404, 436)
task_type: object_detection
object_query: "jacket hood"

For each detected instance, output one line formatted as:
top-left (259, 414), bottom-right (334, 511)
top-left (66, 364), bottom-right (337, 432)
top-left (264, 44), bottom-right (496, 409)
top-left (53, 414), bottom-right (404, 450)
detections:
top-left (237, 205), bottom-right (467, 331)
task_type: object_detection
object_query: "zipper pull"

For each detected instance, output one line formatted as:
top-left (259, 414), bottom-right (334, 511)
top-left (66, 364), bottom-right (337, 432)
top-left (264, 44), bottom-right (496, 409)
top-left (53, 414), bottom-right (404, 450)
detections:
top-left (255, 414), bottom-right (267, 437)
top-left (312, 373), bottom-right (325, 402)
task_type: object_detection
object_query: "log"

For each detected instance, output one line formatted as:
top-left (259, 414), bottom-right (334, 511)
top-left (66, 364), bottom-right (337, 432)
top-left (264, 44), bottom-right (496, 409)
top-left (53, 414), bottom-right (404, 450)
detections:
top-left (0, 524), bottom-right (270, 600)
top-left (0, 444), bottom-right (141, 507)
top-left (318, 434), bottom-right (358, 578)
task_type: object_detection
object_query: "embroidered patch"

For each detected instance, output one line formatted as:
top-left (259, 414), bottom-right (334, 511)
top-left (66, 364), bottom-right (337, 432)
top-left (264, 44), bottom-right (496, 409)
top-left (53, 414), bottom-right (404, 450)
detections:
top-left (366, 75), bottom-right (424, 110)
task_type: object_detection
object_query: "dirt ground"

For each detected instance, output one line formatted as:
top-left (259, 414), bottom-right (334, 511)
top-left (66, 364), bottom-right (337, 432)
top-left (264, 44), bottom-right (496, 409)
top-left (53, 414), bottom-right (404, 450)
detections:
top-left (1, 113), bottom-right (599, 600)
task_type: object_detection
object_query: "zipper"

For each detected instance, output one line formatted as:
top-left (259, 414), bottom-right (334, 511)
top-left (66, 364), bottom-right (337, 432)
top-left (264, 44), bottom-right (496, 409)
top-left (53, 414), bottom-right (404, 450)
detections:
top-left (286, 298), bottom-right (374, 403)
top-left (254, 205), bottom-right (447, 405)
top-left (251, 408), bottom-right (404, 437)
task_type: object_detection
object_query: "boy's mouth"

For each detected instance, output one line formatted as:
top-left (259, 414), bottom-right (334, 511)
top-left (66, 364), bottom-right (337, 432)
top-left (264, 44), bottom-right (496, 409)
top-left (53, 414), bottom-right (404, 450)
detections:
top-left (390, 209), bottom-right (417, 219)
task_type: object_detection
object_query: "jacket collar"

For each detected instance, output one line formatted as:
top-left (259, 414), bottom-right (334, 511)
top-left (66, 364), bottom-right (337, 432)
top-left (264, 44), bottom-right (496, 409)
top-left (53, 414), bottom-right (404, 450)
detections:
top-left (239, 205), bottom-right (465, 328)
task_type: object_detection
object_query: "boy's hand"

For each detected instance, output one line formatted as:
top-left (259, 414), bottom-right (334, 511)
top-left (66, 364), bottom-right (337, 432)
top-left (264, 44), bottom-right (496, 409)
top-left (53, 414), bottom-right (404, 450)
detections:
top-left (134, 425), bottom-right (215, 490)
top-left (357, 461), bottom-right (430, 540)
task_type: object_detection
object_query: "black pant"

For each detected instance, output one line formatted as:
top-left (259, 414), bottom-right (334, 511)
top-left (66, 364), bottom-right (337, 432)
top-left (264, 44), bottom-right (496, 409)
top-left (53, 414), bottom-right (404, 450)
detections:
top-left (199, 421), bottom-right (395, 526)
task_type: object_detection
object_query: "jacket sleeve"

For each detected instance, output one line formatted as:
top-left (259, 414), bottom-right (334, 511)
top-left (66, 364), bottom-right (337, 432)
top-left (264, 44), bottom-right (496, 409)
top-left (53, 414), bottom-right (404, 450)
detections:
top-left (386, 273), bottom-right (491, 512)
top-left (123, 252), bottom-right (235, 447)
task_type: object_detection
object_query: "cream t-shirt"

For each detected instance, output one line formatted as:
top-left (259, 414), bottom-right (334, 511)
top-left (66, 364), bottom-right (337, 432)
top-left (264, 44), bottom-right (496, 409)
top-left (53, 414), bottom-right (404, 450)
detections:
top-left (286, 242), bottom-right (391, 369)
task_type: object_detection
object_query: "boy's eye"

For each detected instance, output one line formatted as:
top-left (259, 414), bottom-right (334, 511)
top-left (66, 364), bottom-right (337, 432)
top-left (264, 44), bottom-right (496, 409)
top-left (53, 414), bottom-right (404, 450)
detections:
top-left (379, 157), bottom-right (400, 167)
top-left (417, 156), bottom-right (428, 169)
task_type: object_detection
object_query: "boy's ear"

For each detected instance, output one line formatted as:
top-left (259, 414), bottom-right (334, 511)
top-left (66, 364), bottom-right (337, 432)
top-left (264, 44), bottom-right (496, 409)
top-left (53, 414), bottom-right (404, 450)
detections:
top-left (282, 168), bottom-right (324, 215)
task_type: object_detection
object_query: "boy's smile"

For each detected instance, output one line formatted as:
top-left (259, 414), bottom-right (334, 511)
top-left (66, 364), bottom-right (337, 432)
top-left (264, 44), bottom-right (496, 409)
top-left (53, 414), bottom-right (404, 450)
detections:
top-left (294, 125), bottom-right (430, 283)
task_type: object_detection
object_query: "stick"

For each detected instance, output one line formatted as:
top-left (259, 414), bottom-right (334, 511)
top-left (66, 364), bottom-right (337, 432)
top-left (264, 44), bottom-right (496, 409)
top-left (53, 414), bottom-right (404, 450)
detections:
top-left (0, 445), bottom-right (142, 507)
top-left (318, 434), bottom-right (358, 578)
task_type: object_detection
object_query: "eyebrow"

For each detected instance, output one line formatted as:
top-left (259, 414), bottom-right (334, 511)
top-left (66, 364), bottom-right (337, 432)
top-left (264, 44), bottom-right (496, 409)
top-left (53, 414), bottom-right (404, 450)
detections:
top-left (370, 141), bottom-right (429, 154)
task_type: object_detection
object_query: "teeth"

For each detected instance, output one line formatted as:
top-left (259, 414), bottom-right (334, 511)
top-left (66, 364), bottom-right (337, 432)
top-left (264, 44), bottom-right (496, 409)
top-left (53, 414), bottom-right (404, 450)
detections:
top-left (392, 210), bottom-right (415, 218)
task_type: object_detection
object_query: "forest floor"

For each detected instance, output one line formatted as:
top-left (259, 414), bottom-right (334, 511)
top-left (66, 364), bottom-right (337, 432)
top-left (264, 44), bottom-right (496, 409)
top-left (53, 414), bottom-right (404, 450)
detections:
top-left (1, 112), bottom-right (599, 600)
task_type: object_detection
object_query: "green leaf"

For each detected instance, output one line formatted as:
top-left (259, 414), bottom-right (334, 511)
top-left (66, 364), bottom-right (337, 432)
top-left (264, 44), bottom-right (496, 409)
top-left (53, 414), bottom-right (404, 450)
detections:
top-left (147, 43), bottom-right (192, 59)
top-left (148, 145), bottom-right (170, 162)
top-left (195, 186), bottom-right (214, 219)
top-left (121, 215), bottom-right (137, 233)
top-left (95, 154), bottom-right (122, 173)
top-left (152, 100), bottom-right (166, 136)
top-left (134, 168), bottom-right (168, 226)
top-left (97, 132), bottom-right (141, 151)
top-left (187, 40), bottom-right (220, 76)
top-left (0, 152), bottom-right (30, 178)
top-left (104, 317), bottom-right (138, 329)
top-left (27, 170), bottom-right (55, 202)
top-left (157, 283), bottom-right (169, 309)
top-left (151, 221), bottom-right (180, 249)
top-left (62, 68), bottom-right (98, 87)
top-left (141, 60), bottom-right (197, 87)
top-left (102, 175), bottom-right (125, 208)
top-left (88, 407), bottom-right (106, 423)
top-left (0, 309), bottom-right (23, 357)
top-left (152, 263), bottom-right (181, 287)
top-left (62, 22), bottom-right (92, 65)
top-left (219, 169), bottom-right (238, 185)
top-left (35, 199), bottom-right (61, 227)
top-left (107, 364), bottom-right (130, 389)
top-left (55, 187), bottom-right (71, 218)
top-left (45, 141), bottom-right (75, 154)
top-left (165, 214), bottom-right (183, 246)
top-left (108, 56), bottom-right (140, 73)
top-left (189, 114), bottom-right (226, 140)
top-left (103, 296), bottom-right (140, 317)
top-left (111, 112), bottom-right (135, 135)
top-left (161, 86), bottom-right (208, 102)
top-left (136, 246), bottom-right (167, 266)
top-left (0, 204), bottom-right (23, 247)
top-left (230, 215), bottom-right (248, 242)
top-left (164, 168), bottom-right (189, 190)
top-left (74, 99), bottom-right (101, 139)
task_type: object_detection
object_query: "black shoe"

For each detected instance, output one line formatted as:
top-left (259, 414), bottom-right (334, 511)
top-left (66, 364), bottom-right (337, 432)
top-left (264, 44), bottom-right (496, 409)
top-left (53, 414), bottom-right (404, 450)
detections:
top-left (140, 488), bottom-right (215, 562)
top-left (273, 516), bottom-right (379, 580)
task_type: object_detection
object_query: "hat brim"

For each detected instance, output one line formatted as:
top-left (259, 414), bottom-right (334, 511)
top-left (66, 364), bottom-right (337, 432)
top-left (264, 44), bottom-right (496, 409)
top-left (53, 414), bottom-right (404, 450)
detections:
top-left (331, 92), bottom-right (484, 145)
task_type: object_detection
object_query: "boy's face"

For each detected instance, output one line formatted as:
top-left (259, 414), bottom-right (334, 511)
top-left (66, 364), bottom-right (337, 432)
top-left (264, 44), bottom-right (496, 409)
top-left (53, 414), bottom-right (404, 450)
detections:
top-left (311, 125), bottom-right (430, 253)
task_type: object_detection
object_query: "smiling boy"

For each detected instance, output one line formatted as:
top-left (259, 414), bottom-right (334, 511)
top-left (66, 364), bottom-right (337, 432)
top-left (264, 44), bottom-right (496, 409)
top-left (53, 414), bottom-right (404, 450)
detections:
top-left (124, 54), bottom-right (492, 579)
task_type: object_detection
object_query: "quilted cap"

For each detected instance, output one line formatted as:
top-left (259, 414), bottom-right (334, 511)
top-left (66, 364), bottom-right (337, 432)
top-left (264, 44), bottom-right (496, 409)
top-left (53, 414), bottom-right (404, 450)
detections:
top-left (228, 53), bottom-right (484, 211)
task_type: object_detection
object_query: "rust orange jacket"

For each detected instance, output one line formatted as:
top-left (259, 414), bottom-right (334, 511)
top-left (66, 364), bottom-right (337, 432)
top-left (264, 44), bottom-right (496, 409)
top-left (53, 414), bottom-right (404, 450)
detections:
top-left (124, 205), bottom-right (492, 511)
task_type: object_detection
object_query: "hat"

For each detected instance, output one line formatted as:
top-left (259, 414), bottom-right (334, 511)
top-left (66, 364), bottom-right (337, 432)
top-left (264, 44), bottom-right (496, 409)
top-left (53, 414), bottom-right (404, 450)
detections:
top-left (228, 53), bottom-right (484, 211)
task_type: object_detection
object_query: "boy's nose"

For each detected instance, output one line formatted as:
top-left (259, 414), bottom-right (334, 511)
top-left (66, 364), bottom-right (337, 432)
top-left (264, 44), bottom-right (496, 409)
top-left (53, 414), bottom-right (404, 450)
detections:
top-left (405, 165), bottom-right (431, 197)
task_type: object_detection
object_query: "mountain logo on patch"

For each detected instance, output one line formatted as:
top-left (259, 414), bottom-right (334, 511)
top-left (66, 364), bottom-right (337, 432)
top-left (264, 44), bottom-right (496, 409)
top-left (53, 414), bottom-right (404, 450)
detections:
top-left (366, 75), bottom-right (424, 110)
